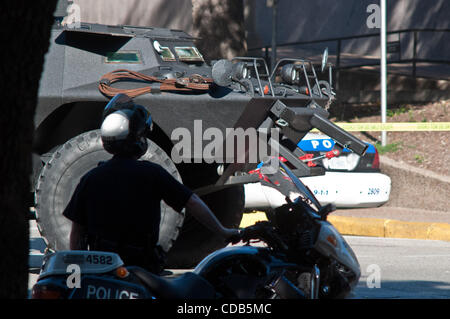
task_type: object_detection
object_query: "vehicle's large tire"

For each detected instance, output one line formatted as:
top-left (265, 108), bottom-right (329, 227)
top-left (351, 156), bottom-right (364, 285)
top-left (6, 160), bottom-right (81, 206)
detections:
top-left (165, 185), bottom-right (245, 268)
top-left (34, 130), bottom-right (184, 253)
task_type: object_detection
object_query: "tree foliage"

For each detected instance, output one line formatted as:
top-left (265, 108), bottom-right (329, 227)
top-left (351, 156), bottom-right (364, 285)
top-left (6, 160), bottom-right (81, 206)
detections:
top-left (192, 0), bottom-right (247, 61)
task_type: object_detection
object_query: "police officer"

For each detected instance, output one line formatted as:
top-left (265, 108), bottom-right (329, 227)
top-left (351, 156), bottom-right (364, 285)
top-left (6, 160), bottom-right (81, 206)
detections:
top-left (63, 94), bottom-right (240, 273)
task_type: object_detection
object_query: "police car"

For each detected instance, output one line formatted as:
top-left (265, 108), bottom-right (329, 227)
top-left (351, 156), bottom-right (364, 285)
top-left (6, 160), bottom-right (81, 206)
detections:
top-left (244, 133), bottom-right (391, 209)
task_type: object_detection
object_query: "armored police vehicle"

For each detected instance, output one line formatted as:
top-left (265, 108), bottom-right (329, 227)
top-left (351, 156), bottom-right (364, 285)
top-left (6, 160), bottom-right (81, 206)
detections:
top-left (33, 1), bottom-right (365, 267)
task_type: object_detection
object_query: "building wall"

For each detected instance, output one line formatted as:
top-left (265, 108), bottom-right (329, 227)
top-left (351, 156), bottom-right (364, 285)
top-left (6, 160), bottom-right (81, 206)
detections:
top-left (65, 0), bottom-right (450, 64)
top-left (245, 0), bottom-right (450, 61)
top-left (71, 0), bottom-right (193, 34)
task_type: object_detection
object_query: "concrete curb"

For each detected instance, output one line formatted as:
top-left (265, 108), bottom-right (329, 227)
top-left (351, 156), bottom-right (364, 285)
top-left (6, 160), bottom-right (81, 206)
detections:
top-left (240, 212), bottom-right (450, 242)
top-left (380, 155), bottom-right (450, 184)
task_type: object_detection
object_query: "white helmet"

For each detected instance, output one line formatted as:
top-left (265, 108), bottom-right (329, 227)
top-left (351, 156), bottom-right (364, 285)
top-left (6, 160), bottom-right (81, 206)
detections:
top-left (100, 94), bottom-right (152, 158)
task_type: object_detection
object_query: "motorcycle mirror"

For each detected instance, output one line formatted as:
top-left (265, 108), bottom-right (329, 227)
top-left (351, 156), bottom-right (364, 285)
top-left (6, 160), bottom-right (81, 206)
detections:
top-left (318, 203), bottom-right (336, 220)
top-left (321, 47), bottom-right (329, 73)
top-left (212, 59), bottom-right (233, 87)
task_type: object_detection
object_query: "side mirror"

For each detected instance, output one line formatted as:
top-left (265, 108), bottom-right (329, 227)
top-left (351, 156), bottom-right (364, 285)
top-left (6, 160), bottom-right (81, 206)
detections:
top-left (321, 47), bottom-right (329, 73)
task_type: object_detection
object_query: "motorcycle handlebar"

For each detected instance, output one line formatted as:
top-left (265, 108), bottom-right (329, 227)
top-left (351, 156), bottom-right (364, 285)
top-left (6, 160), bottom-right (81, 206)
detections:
top-left (228, 222), bottom-right (288, 251)
top-left (226, 231), bottom-right (243, 245)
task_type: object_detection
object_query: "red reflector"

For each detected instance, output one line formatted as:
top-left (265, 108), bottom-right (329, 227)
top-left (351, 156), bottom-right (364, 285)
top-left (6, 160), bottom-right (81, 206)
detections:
top-left (116, 266), bottom-right (129, 278)
top-left (31, 285), bottom-right (63, 299)
top-left (326, 235), bottom-right (337, 247)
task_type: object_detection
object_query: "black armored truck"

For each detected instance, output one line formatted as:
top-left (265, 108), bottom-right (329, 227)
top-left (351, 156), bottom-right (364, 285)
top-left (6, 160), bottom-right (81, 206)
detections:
top-left (33, 2), bottom-right (367, 268)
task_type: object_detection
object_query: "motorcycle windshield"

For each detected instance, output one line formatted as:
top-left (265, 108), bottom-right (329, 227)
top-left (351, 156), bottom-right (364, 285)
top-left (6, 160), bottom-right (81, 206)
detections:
top-left (258, 158), bottom-right (322, 215)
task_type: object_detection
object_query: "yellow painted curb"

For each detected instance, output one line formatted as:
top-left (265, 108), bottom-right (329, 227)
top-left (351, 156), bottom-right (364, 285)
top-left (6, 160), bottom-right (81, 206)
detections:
top-left (329, 216), bottom-right (450, 242)
top-left (384, 220), bottom-right (430, 240)
top-left (428, 223), bottom-right (450, 241)
top-left (240, 212), bottom-right (268, 228)
top-left (327, 216), bottom-right (386, 238)
top-left (240, 212), bottom-right (450, 242)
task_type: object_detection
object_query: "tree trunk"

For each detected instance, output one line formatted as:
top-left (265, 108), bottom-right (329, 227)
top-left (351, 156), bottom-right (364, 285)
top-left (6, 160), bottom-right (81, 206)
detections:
top-left (0, 1), bottom-right (57, 298)
top-left (192, 0), bottom-right (247, 61)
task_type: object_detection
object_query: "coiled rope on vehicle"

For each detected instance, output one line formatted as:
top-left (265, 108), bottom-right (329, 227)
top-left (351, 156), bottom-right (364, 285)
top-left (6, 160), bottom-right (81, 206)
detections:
top-left (98, 69), bottom-right (213, 98)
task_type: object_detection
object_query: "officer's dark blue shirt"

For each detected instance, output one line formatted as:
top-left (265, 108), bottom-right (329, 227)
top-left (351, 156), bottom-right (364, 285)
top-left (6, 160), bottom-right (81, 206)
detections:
top-left (63, 156), bottom-right (193, 248)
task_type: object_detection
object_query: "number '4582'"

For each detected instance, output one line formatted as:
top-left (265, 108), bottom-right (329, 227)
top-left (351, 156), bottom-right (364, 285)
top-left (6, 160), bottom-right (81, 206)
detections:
top-left (86, 255), bottom-right (113, 265)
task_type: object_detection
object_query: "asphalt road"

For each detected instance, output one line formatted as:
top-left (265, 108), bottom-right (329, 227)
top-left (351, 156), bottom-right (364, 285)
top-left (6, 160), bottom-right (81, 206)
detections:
top-left (28, 223), bottom-right (450, 299)
top-left (347, 236), bottom-right (450, 299)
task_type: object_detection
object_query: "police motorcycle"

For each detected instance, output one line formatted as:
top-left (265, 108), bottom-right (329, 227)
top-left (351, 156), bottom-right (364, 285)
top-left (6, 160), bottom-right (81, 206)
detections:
top-left (32, 155), bottom-right (360, 299)
top-left (194, 159), bottom-right (361, 299)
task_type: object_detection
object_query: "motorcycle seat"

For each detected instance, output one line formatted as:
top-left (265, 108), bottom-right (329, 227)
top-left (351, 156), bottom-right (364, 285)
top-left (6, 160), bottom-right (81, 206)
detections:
top-left (128, 266), bottom-right (216, 299)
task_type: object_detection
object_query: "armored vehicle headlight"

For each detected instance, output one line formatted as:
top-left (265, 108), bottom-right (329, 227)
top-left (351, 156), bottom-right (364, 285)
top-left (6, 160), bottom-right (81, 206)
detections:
top-left (281, 63), bottom-right (300, 85)
top-left (232, 62), bottom-right (251, 80)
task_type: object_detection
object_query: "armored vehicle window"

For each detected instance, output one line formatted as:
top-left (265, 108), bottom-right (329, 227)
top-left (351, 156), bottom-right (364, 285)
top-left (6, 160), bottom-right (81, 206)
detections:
top-left (159, 47), bottom-right (176, 61)
top-left (152, 40), bottom-right (176, 61)
top-left (174, 47), bottom-right (204, 62)
top-left (104, 51), bottom-right (142, 64)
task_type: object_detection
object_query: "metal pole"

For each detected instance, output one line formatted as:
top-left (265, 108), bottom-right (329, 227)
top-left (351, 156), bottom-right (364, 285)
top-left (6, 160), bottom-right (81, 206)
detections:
top-left (336, 39), bottom-right (341, 91)
top-left (271, 0), bottom-right (278, 72)
top-left (381, 0), bottom-right (387, 146)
